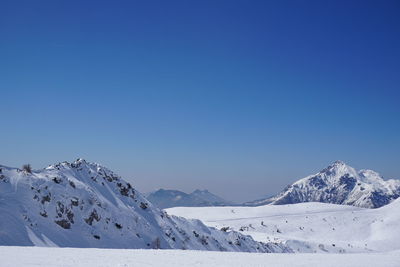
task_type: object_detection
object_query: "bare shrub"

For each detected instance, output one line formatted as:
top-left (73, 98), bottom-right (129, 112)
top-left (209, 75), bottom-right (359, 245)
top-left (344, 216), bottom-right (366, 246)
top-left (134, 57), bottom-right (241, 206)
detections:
top-left (152, 237), bottom-right (161, 249)
top-left (22, 164), bottom-right (32, 174)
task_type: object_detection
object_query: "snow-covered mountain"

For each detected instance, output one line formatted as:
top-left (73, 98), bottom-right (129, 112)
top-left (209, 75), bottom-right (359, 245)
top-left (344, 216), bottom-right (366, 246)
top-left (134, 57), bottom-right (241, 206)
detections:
top-left (0, 159), bottom-right (289, 253)
top-left (147, 189), bottom-right (233, 209)
top-left (244, 161), bottom-right (400, 208)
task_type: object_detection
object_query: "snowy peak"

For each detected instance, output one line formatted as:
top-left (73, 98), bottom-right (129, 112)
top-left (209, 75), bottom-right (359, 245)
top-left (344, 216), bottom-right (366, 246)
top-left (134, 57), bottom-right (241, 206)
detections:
top-left (327, 160), bottom-right (347, 168)
top-left (318, 160), bottom-right (358, 180)
top-left (245, 161), bottom-right (400, 208)
top-left (358, 169), bottom-right (384, 183)
top-left (46, 158), bottom-right (111, 175)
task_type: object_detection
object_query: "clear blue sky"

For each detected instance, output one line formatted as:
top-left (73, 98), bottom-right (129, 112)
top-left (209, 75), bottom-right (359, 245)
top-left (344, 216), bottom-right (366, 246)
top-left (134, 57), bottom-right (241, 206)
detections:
top-left (1, 0), bottom-right (399, 202)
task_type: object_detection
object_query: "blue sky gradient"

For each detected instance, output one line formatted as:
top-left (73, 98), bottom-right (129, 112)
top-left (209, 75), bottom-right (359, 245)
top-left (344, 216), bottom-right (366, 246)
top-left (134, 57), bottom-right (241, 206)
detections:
top-left (1, 0), bottom-right (399, 201)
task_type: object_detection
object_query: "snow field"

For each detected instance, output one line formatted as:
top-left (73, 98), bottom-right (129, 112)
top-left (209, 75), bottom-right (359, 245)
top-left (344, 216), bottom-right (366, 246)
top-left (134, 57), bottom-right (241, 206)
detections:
top-left (1, 246), bottom-right (399, 267)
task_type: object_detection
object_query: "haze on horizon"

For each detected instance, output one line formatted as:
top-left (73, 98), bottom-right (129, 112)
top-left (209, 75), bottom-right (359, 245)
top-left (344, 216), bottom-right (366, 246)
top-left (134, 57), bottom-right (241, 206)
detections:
top-left (1, 0), bottom-right (399, 202)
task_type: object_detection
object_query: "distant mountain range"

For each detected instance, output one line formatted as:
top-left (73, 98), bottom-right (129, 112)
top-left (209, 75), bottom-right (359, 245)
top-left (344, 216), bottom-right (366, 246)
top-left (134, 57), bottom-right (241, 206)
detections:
top-left (0, 159), bottom-right (289, 252)
top-left (148, 161), bottom-right (400, 209)
top-left (147, 189), bottom-right (234, 209)
top-left (244, 161), bottom-right (400, 208)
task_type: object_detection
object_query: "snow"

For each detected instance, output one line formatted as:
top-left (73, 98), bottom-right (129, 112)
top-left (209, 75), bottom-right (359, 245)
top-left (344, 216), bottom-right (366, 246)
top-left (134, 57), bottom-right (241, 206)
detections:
top-left (244, 161), bottom-right (400, 208)
top-left (167, 200), bottom-right (400, 253)
top-left (1, 246), bottom-right (399, 267)
top-left (2, 159), bottom-right (400, 265)
top-left (0, 159), bottom-right (288, 253)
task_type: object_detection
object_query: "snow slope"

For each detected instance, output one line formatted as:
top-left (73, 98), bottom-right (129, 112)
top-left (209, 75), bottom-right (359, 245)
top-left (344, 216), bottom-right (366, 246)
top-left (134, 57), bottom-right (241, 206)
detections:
top-left (244, 161), bottom-right (400, 208)
top-left (1, 246), bottom-right (400, 267)
top-left (167, 199), bottom-right (400, 253)
top-left (147, 188), bottom-right (233, 209)
top-left (0, 159), bottom-right (289, 253)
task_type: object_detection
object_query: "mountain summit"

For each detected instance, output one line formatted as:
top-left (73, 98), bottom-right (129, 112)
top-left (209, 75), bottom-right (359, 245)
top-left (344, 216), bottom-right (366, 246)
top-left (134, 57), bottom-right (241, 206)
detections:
top-left (147, 188), bottom-right (233, 209)
top-left (0, 159), bottom-right (289, 252)
top-left (244, 161), bottom-right (400, 208)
